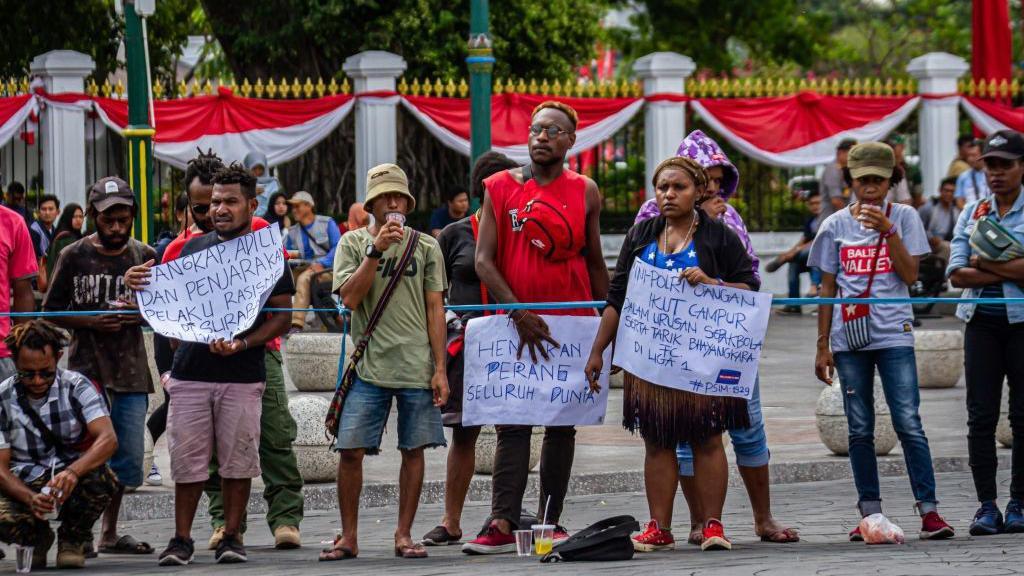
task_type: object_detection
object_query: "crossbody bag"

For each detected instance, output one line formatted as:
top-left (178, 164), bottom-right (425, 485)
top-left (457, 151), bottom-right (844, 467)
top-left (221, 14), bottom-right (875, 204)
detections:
top-left (840, 203), bottom-right (892, 351)
top-left (324, 229), bottom-right (422, 440)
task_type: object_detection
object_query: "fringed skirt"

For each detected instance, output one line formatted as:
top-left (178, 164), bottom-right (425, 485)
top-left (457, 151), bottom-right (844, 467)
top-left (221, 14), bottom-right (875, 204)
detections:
top-left (622, 372), bottom-right (750, 450)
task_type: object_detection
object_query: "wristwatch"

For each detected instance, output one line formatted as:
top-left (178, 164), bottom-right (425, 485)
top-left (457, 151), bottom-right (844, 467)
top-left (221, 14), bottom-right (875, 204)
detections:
top-left (365, 243), bottom-right (384, 259)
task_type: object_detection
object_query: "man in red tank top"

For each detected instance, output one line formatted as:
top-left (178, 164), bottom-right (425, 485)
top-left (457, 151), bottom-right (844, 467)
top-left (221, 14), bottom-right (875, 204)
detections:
top-left (463, 102), bottom-right (609, 554)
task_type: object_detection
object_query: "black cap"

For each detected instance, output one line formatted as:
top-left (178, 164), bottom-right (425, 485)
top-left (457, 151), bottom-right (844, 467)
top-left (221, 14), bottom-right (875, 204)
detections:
top-left (88, 177), bottom-right (136, 212)
top-left (837, 138), bottom-right (857, 151)
top-left (980, 130), bottom-right (1024, 161)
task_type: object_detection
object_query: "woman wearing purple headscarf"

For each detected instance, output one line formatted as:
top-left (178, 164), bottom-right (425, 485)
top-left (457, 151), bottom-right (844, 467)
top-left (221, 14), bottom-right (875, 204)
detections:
top-left (635, 130), bottom-right (798, 545)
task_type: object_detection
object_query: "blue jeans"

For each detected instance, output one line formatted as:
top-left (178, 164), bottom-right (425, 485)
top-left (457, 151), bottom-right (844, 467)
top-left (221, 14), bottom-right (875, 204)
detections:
top-left (834, 347), bottom-right (937, 516)
top-left (334, 376), bottom-right (447, 455)
top-left (787, 248), bottom-right (822, 299)
top-left (107, 392), bottom-right (149, 488)
top-left (677, 375), bottom-right (769, 476)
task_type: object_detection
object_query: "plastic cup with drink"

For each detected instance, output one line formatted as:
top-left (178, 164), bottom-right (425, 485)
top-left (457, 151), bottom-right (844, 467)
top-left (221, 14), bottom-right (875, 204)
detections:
top-left (385, 212), bottom-right (406, 226)
top-left (531, 524), bottom-right (554, 555)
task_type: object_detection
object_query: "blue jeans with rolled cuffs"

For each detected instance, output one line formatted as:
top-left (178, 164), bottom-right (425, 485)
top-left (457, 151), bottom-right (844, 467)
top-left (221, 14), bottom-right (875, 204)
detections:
top-left (677, 375), bottom-right (769, 476)
top-left (833, 346), bottom-right (938, 516)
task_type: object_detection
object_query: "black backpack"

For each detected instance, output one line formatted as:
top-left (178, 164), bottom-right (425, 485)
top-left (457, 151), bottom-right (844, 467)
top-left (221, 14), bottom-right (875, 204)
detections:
top-left (540, 516), bottom-right (640, 563)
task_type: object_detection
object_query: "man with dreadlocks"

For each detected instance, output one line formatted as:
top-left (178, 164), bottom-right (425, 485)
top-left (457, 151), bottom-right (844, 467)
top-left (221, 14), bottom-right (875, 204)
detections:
top-left (0, 320), bottom-right (119, 569)
top-left (43, 176), bottom-right (156, 557)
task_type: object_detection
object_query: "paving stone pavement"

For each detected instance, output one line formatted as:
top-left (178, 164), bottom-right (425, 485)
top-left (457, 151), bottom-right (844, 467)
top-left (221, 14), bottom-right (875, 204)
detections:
top-left (19, 471), bottom-right (1022, 575)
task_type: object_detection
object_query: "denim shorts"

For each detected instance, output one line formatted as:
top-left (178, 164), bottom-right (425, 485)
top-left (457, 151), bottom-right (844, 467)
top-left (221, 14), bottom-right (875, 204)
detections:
top-left (334, 376), bottom-right (447, 455)
top-left (107, 391), bottom-right (149, 488)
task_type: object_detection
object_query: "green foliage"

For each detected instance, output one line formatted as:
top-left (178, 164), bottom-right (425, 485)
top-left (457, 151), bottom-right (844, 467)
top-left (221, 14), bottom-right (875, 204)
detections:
top-left (0, 0), bottom-right (201, 83)
top-left (198, 0), bottom-right (608, 80)
top-left (610, 0), bottom-right (832, 74)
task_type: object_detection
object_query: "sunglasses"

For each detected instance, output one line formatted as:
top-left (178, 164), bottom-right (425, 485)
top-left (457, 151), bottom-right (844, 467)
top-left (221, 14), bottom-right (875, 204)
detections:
top-left (191, 203), bottom-right (211, 215)
top-left (529, 124), bottom-right (572, 138)
top-left (18, 369), bottom-right (56, 381)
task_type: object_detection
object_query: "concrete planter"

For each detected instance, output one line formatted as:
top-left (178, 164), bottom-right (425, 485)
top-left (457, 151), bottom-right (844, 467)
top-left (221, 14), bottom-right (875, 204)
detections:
top-left (474, 426), bottom-right (543, 475)
top-left (816, 380), bottom-right (897, 456)
top-left (609, 370), bottom-right (624, 389)
top-left (288, 394), bottom-right (337, 483)
top-left (998, 390), bottom-right (1013, 448)
top-left (284, 333), bottom-right (354, 392)
top-left (914, 330), bottom-right (963, 389)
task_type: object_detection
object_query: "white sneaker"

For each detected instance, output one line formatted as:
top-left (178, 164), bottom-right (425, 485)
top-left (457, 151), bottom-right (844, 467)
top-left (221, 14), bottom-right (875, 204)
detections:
top-left (145, 464), bottom-right (163, 486)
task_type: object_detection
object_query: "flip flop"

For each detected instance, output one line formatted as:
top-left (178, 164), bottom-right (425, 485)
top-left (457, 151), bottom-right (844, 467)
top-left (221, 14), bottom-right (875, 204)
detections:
top-left (759, 527), bottom-right (800, 543)
top-left (99, 535), bottom-right (154, 555)
top-left (394, 542), bottom-right (428, 559)
top-left (317, 541), bottom-right (358, 561)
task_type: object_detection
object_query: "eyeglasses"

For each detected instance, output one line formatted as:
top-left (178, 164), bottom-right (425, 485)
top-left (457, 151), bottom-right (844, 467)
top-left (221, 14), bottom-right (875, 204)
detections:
top-left (529, 124), bottom-right (572, 138)
top-left (191, 203), bottom-right (211, 215)
top-left (18, 369), bottom-right (56, 382)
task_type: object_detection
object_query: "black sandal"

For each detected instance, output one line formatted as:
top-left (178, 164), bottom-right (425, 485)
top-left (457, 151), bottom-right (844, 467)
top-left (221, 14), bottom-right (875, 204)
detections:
top-left (421, 525), bottom-right (462, 546)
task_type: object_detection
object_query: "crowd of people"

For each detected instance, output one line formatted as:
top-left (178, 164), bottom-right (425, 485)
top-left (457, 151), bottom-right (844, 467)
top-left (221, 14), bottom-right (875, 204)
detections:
top-left (0, 100), bottom-right (1017, 570)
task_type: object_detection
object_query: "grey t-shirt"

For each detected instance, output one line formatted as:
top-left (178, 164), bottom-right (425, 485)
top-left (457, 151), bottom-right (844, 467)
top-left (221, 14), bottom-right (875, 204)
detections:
top-left (808, 202), bottom-right (930, 352)
top-left (819, 162), bottom-right (847, 220)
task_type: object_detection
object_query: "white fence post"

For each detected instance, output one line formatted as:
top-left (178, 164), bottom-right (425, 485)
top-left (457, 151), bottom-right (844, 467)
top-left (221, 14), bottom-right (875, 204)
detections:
top-left (30, 50), bottom-right (95, 208)
top-left (907, 52), bottom-right (968, 198)
top-left (632, 52), bottom-right (696, 200)
top-left (343, 51), bottom-right (407, 202)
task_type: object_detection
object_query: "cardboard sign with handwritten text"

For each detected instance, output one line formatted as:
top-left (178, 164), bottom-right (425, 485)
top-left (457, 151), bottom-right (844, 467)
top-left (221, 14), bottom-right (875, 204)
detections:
top-left (612, 258), bottom-right (770, 399)
top-left (137, 226), bottom-right (285, 343)
top-left (463, 314), bottom-right (609, 426)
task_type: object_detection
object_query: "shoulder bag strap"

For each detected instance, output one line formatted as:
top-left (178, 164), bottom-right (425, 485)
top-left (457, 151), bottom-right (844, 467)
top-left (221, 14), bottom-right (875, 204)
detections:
top-left (469, 214), bottom-right (490, 316)
top-left (347, 230), bottom-right (422, 365)
top-left (14, 382), bottom-right (70, 455)
top-left (862, 203), bottom-right (894, 296)
top-left (521, 164), bottom-right (533, 183)
top-left (299, 221), bottom-right (332, 254)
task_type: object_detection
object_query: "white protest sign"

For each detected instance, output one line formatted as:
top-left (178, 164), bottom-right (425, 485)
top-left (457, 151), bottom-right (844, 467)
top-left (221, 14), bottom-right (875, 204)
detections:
top-left (137, 225), bottom-right (285, 343)
top-left (612, 258), bottom-right (771, 399)
top-left (462, 314), bottom-right (609, 426)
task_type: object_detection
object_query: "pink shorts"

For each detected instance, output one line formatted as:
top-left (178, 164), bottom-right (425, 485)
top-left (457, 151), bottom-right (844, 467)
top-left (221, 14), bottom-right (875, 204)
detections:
top-left (165, 377), bottom-right (265, 483)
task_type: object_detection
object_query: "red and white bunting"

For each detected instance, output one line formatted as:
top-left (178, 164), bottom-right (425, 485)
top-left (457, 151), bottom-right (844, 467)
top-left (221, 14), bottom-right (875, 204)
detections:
top-left (0, 95), bottom-right (37, 151)
top-left (961, 96), bottom-right (1024, 134)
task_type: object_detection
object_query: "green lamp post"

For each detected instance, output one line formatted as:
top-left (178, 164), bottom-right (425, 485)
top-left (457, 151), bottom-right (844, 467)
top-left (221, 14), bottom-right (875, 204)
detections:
top-left (122, 0), bottom-right (156, 243)
top-left (467, 0), bottom-right (494, 208)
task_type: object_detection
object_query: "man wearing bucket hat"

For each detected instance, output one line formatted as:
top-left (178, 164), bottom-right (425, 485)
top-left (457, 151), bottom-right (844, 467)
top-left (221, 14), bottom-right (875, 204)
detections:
top-left (284, 191), bottom-right (341, 331)
top-left (323, 163), bottom-right (448, 561)
top-left (810, 142), bottom-right (953, 543)
top-left (948, 129), bottom-right (1024, 536)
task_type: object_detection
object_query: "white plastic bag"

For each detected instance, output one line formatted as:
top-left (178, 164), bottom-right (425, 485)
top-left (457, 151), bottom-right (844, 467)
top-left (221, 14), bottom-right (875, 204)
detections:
top-left (858, 513), bottom-right (905, 545)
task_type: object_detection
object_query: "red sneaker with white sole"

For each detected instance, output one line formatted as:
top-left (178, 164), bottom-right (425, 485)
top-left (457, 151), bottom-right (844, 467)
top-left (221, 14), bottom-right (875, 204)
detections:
top-left (920, 512), bottom-right (955, 540)
top-left (849, 526), bottom-right (863, 542)
top-left (461, 523), bottom-right (516, 555)
top-left (700, 519), bottom-right (731, 551)
top-left (632, 520), bottom-right (675, 552)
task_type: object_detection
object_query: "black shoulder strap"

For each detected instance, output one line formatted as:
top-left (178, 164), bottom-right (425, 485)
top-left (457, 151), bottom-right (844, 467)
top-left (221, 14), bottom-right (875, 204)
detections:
top-left (521, 164), bottom-right (533, 183)
top-left (14, 382), bottom-right (68, 455)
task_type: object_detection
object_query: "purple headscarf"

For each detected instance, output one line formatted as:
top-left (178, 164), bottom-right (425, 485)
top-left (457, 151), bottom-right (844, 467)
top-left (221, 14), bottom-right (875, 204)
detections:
top-left (634, 130), bottom-right (760, 277)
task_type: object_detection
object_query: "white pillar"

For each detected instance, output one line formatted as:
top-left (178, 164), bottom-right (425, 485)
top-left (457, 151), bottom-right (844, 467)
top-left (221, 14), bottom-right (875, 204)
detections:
top-left (632, 52), bottom-right (696, 199)
top-left (907, 52), bottom-right (968, 198)
top-left (343, 51), bottom-right (407, 201)
top-left (30, 50), bottom-right (95, 208)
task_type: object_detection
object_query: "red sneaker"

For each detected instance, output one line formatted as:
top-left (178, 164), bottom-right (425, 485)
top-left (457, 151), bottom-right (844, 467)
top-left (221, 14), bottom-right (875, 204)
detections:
top-left (700, 519), bottom-right (731, 551)
top-left (461, 523), bottom-right (516, 555)
top-left (849, 526), bottom-right (863, 542)
top-left (920, 512), bottom-right (955, 540)
top-left (632, 520), bottom-right (675, 552)
top-left (552, 525), bottom-right (570, 548)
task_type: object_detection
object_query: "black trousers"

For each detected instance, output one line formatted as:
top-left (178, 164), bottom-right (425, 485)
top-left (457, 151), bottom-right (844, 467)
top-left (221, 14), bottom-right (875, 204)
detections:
top-left (964, 312), bottom-right (1024, 502)
top-left (491, 425), bottom-right (575, 529)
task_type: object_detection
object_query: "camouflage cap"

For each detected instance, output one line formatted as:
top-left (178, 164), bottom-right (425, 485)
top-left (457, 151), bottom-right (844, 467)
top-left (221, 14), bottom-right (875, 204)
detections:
top-left (847, 142), bottom-right (895, 180)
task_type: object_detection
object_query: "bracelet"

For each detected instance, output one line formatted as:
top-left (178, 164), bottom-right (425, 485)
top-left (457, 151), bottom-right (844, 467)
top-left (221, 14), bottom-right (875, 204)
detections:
top-left (509, 309), bottom-right (527, 323)
top-left (241, 338), bottom-right (249, 351)
top-left (716, 278), bottom-right (724, 286)
top-left (881, 224), bottom-right (898, 239)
